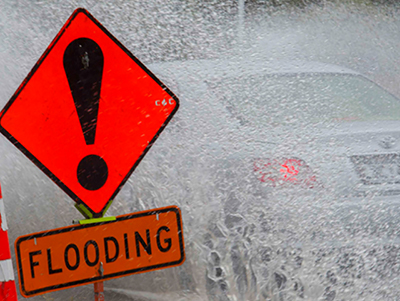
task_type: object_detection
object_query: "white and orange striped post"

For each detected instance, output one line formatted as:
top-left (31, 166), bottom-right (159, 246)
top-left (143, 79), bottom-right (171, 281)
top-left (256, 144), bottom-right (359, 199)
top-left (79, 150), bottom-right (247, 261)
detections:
top-left (0, 185), bottom-right (17, 301)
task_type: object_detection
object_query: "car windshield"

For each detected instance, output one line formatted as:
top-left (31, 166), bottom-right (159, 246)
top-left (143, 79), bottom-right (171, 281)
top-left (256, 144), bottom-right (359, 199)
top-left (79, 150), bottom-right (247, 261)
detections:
top-left (210, 73), bottom-right (400, 127)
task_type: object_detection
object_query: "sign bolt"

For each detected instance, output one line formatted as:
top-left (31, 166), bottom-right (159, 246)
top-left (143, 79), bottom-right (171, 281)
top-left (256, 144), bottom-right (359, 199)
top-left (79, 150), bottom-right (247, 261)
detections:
top-left (98, 262), bottom-right (104, 277)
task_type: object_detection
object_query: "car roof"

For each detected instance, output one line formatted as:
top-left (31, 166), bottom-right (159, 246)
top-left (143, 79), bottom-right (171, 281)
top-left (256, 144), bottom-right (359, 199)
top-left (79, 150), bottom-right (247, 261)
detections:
top-left (149, 58), bottom-right (360, 82)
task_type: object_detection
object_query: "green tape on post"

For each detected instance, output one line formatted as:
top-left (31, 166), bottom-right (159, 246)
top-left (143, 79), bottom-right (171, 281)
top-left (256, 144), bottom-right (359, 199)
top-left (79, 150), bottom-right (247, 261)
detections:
top-left (79, 216), bottom-right (116, 225)
top-left (74, 202), bottom-right (116, 224)
top-left (74, 200), bottom-right (114, 220)
top-left (74, 203), bottom-right (93, 219)
top-left (103, 199), bottom-right (114, 215)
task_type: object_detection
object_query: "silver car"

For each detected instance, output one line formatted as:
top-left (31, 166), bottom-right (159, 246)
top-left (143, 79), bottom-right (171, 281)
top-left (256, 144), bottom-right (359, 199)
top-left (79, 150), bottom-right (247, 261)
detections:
top-left (149, 58), bottom-right (400, 300)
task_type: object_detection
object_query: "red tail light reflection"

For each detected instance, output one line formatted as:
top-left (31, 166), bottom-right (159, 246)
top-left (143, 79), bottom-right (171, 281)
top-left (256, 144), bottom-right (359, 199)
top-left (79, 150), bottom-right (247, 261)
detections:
top-left (253, 158), bottom-right (317, 188)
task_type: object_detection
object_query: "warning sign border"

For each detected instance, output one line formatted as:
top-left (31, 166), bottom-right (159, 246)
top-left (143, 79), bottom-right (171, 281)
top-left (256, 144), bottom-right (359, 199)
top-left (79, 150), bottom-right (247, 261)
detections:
top-left (15, 206), bottom-right (185, 297)
top-left (0, 8), bottom-right (180, 217)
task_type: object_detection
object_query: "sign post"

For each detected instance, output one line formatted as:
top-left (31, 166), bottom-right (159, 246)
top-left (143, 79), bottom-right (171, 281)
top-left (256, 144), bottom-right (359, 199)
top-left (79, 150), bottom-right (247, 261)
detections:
top-left (94, 282), bottom-right (104, 301)
top-left (80, 216), bottom-right (114, 301)
top-left (0, 8), bottom-right (184, 299)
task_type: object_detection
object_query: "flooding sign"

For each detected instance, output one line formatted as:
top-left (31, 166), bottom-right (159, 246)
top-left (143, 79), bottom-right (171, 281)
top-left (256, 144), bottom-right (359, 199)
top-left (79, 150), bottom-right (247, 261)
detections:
top-left (15, 206), bottom-right (185, 297)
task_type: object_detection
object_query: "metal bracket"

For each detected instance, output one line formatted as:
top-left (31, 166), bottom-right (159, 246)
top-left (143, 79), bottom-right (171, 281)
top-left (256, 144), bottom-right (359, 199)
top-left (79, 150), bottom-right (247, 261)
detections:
top-left (98, 262), bottom-right (104, 276)
top-left (74, 200), bottom-right (114, 220)
top-left (79, 216), bottom-right (116, 225)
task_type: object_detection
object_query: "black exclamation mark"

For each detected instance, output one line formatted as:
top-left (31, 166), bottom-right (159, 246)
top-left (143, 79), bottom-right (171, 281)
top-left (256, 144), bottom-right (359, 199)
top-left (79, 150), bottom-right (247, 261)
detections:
top-left (63, 38), bottom-right (108, 191)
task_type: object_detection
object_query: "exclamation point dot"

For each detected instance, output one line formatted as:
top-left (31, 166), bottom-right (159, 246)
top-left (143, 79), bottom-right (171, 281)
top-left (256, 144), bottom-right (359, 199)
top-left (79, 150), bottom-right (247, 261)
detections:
top-left (77, 155), bottom-right (108, 191)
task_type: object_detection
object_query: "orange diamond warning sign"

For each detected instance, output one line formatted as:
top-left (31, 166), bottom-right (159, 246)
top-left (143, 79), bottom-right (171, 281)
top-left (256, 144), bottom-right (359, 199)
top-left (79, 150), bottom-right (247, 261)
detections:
top-left (0, 8), bottom-right (179, 216)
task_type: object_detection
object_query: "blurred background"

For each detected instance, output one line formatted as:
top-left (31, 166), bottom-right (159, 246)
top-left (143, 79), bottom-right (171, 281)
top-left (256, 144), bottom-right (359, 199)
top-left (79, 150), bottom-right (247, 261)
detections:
top-left (2, 1), bottom-right (400, 300)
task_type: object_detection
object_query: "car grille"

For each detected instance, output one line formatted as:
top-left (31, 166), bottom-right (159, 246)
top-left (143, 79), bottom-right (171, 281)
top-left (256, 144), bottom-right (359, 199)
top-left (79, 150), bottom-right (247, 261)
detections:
top-left (350, 154), bottom-right (400, 185)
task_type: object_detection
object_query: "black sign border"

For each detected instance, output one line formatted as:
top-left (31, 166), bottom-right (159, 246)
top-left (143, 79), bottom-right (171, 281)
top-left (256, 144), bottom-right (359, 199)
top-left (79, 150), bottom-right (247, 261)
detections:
top-left (15, 206), bottom-right (185, 297)
top-left (0, 8), bottom-right (180, 218)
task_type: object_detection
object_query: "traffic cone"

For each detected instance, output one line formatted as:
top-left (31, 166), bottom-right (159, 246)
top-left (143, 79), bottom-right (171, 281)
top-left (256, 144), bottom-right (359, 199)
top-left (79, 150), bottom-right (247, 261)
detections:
top-left (0, 185), bottom-right (17, 301)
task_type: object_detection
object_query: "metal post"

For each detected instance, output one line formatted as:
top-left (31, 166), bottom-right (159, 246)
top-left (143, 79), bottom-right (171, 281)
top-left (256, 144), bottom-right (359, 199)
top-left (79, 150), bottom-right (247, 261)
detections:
top-left (238, 0), bottom-right (245, 44)
top-left (94, 281), bottom-right (104, 301)
top-left (94, 261), bottom-right (104, 301)
top-left (74, 204), bottom-right (115, 301)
